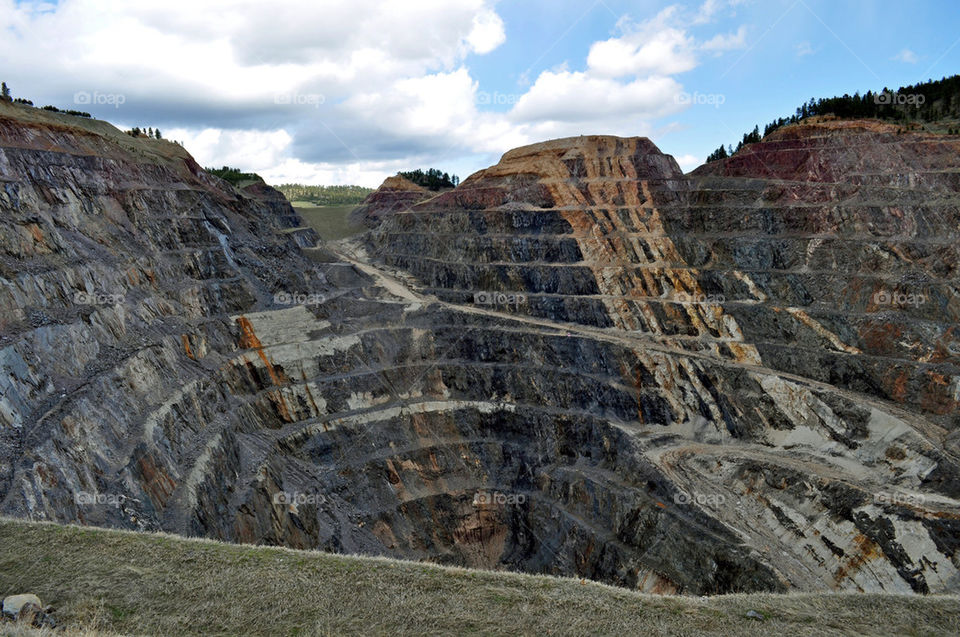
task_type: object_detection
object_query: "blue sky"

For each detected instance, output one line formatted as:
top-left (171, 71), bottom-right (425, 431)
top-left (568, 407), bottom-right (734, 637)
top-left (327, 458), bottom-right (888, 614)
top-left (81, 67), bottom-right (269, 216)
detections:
top-left (1, 0), bottom-right (958, 185)
top-left (471, 0), bottom-right (960, 170)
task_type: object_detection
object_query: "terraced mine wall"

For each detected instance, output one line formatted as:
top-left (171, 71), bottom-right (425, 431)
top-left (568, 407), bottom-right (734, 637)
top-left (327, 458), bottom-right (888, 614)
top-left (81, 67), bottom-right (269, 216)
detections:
top-left (1, 106), bottom-right (958, 595)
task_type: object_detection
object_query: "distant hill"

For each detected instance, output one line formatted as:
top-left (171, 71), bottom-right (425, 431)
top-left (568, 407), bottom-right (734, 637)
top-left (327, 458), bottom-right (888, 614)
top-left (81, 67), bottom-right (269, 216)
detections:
top-left (274, 183), bottom-right (374, 205)
top-left (708, 74), bottom-right (960, 162)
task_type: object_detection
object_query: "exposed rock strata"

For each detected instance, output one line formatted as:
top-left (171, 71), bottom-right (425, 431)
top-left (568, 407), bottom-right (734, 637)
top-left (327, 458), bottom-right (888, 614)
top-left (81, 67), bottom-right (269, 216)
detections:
top-left (349, 175), bottom-right (432, 228)
top-left (1, 106), bottom-right (958, 595)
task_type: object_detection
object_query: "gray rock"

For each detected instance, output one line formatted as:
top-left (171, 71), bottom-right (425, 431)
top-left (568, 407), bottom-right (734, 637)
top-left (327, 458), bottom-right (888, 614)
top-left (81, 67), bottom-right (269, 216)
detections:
top-left (2, 594), bottom-right (41, 618)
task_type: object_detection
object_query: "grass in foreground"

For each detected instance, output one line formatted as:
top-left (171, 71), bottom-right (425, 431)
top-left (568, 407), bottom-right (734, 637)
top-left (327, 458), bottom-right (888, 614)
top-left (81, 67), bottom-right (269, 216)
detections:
top-left (1, 518), bottom-right (958, 636)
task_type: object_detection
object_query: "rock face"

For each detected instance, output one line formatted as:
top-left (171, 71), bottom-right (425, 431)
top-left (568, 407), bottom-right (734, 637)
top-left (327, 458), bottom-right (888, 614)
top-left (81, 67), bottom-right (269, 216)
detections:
top-left (349, 175), bottom-right (432, 228)
top-left (1, 108), bottom-right (959, 596)
top-left (359, 129), bottom-right (960, 593)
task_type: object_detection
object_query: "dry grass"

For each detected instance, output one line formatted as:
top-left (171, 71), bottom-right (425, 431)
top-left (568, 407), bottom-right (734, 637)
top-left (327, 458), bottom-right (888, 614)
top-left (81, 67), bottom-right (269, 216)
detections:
top-left (293, 204), bottom-right (364, 241)
top-left (1, 517), bottom-right (958, 636)
top-left (0, 101), bottom-right (194, 167)
top-left (0, 625), bottom-right (118, 637)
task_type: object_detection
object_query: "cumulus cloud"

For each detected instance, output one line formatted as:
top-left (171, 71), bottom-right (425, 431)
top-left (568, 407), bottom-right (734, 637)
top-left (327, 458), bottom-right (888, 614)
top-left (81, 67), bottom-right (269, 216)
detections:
top-left (587, 10), bottom-right (698, 77)
top-left (538, 3), bottom-right (746, 145)
top-left (510, 72), bottom-right (685, 122)
top-left (0, 0), bottom-right (746, 185)
top-left (467, 8), bottom-right (506, 54)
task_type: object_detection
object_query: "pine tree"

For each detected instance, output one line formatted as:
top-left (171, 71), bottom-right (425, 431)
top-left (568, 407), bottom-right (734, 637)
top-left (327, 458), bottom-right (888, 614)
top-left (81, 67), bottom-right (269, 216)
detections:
top-left (0, 82), bottom-right (11, 102)
top-left (707, 145), bottom-right (729, 162)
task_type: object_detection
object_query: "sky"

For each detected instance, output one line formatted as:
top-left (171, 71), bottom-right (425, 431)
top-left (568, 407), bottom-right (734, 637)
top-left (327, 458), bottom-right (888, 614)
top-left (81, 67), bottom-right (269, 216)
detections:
top-left (1, 0), bottom-right (959, 186)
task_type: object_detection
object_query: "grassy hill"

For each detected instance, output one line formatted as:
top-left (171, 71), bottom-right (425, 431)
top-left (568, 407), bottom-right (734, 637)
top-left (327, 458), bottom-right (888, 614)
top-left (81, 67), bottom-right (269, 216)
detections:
top-left (1, 519), bottom-right (958, 636)
top-left (0, 101), bottom-right (192, 167)
top-left (275, 184), bottom-right (373, 206)
top-left (291, 204), bottom-right (364, 241)
top-left (707, 73), bottom-right (960, 162)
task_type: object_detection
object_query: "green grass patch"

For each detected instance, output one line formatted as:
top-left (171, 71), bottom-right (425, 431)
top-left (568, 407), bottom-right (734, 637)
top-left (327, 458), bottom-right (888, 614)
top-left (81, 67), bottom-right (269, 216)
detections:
top-left (293, 205), bottom-right (364, 241)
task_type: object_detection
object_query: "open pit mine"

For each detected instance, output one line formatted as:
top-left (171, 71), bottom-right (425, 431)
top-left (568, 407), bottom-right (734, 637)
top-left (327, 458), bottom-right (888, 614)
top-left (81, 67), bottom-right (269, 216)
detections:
top-left (1, 104), bottom-right (958, 595)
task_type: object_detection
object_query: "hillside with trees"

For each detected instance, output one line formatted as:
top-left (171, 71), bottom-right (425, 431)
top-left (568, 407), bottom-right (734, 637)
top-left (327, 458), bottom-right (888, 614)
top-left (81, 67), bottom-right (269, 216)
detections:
top-left (706, 74), bottom-right (960, 162)
top-left (1, 81), bottom-right (91, 117)
top-left (205, 166), bottom-right (263, 186)
top-left (127, 127), bottom-right (163, 139)
top-left (274, 184), bottom-right (374, 205)
top-left (397, 168), bottom-right (459, 190)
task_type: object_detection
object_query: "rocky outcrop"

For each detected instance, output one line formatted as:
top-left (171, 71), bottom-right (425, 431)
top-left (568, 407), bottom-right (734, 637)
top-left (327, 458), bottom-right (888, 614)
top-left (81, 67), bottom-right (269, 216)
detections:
top-left (349, 175), bottom-right (432, 228)
top-left (2, 593), bottom-right (55, 628)
top-left (1, 105), bottom-right (958, 596)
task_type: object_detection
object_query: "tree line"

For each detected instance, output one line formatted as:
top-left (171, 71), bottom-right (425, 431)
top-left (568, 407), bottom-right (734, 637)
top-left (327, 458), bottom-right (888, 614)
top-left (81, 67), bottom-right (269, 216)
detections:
top-left (275, 184), bottom-right (374, 205)
top-left (205, 166), bottom-right (263, 186)
top-left (1, 82), bottom-right (177, 139)
top-left (707, 74), bottom-right (960, 162)
top-left (398, 168), bottom-right (459, 190)
top-left (126, 127), bottom-right (163, 139)
top-left (1, 81), bottom-right (92, 118)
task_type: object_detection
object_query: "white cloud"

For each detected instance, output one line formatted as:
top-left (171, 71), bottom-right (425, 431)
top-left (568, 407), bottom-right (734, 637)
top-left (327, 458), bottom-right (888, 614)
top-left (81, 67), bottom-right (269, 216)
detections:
top-left (674, 153), bottom-right (702, 172)
top-left (538, 3), bottom-right (745, 153)
top-left (163, 128), bottom-right (293, 172)
top-left (467, 8), bottom-right (506, 54)
top-left (164, 125), bottom-right (431, 187)
top-left (694, 0), bottom-right (724, 24)
top-left (587, 9), bottom-right (698, 77)
top-left (892, 49), bottom-right (919, 64)
top-left (587, 29), bottom-right (697, 77)
top-left (345, 69), bottom-right (478, 137)
top-left (701, 26), bottom-right (747, 53)
top-left (0, 0), bottom-right (746, 186)
top-left (510, 72), bottom-right (685, 123)
top-left (693, 0), bottom-right (749, 25)
top-left (0, 0), bottom-right (506, 107)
